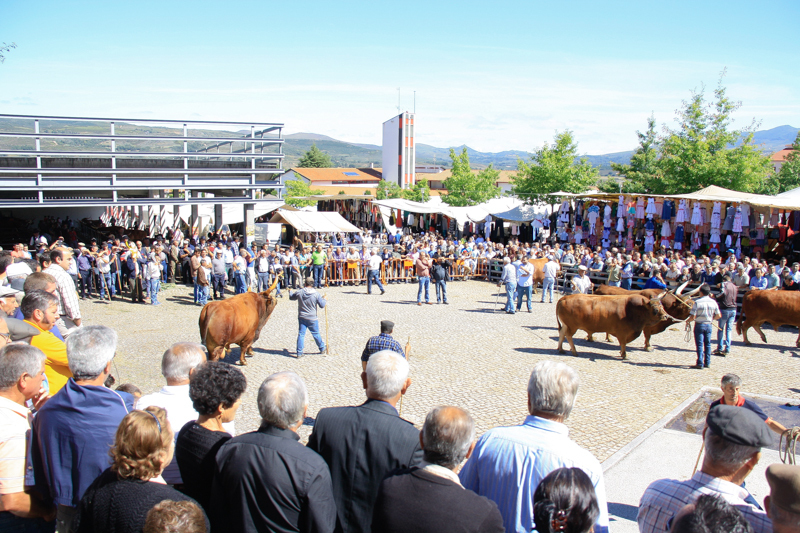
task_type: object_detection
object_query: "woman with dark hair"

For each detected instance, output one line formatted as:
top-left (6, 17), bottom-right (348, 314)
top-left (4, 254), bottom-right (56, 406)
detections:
top-left (175, 362), bottom-right (246, 510)
top-left (533, 467), bottom-right (599, 533)
top-left (73, 407), bottom-right (206, 533)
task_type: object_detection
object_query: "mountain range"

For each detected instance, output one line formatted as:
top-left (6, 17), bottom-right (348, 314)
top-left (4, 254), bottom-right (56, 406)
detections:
top-left (284, 125), bottom-right (798, 171)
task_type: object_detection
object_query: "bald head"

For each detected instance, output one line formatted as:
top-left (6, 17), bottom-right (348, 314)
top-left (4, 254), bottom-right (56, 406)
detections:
top-left (422, 406), bottom-right (476, 470)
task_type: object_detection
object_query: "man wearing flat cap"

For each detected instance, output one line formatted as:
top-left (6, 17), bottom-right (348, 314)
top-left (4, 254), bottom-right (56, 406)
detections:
top-left (361, 320), bottom-right (404, 371)
top-left (638, 404), bottom-right (773, 533)
top-left (765, 464), bottom-right (800, 533)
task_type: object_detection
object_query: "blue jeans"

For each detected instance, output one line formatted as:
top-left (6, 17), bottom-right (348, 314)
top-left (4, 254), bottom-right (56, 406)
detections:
top-left (608, 280), bottom-right (621, 287)
top-left (193, 275), bottom-right (199, 303)
top-left (257, 272), bottom-right (270, 292)
top-left (368, 269), bottom-right (384, 294)
top-left (213, 274), bottom-right (226, 298)
top-left (717, 309), bottom-right (736, 352)
top-left (297, 318), bottom-right (325, 356)
top-left (620, 278), bottom-right (632, 290)
top-left (542, 277), bottom-right (555, 302)
top-left (417, 276), bottom-right (430, 303)
top-left (149, 278), bottom-right (161, 305)
top-left (516, 284), bottom-right (532, 311)
top-left (100, 272), bottom-right (115, 298)
top-left (198, 285), bottom-right (209, 306)
top-left (504, 282), bottom-right (517, 312)
top-left (435, 280), bottom-right (447, 303)
top-left (0, 511), bottom-right (53, 533)
top-left (694, 322), bottom-right (713, 367)
top-left (313, 264), bottom-right (324, 288)
top-left (234, 272), bottom-right (246, 294)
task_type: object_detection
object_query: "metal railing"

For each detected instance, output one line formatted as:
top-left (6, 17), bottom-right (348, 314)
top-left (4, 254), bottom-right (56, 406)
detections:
top-left (0, 114), bottom-right (285, 207)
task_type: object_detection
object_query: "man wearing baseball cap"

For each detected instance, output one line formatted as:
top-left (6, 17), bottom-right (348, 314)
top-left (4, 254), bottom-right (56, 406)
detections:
top-left (638, 404), bottom-right (773, 533)
top-left (765, 463), bottom-right (800, 533)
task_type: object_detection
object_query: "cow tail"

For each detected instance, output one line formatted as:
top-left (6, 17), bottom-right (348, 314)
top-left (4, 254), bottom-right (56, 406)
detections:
top-left (211, 346), bottom-right (225, 361)
top-left (556, 302), bottom-right (562, 331)
top-left (735, 314), bottom-right (742, 336)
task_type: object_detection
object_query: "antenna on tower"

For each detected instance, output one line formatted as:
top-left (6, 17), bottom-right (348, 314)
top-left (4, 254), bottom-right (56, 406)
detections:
top-left (397, 88), bottom-right (401, 113)
top-left (413, 91), bottom-right (416, 114)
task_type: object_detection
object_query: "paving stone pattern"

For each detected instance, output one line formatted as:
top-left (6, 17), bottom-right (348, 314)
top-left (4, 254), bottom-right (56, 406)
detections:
top-left (82, 280), bottom-right (800, 462)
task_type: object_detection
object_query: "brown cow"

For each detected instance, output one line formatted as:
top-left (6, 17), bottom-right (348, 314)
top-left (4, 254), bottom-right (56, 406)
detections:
top-left (556, 292), bottom-right (670, 359)
top-left (736, 289), bottom-right (800, 347)
top-left (527, 257), bottom-right (549, 294)
top-left (594, 281), bottom-right (700, 350)
top-left (199, 276), bottom-right (280, 365)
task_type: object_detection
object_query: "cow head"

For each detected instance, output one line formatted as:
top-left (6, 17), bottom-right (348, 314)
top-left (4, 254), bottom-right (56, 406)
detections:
top-left (669, 281), bottom-right (701, 319)
top-left (258, 275), bottom-right (282, 321)
top-left (647, 292), bottom-right (671, 323)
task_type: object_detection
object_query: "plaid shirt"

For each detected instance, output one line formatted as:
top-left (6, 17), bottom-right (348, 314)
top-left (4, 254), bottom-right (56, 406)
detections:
top-left (360, 333), bottom-right (404, 363)
top-left (638, 471), bottom-right (771, 533)
top-left (44, 264), bottom-right (81, 321)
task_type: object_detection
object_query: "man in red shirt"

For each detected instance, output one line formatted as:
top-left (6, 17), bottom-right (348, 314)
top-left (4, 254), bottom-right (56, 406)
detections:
top-left (710, 374), bottom-right (787, 436)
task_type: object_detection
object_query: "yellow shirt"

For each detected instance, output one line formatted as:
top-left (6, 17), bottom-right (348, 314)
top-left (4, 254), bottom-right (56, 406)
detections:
top-left (25, 320), bottom-right (72, 394)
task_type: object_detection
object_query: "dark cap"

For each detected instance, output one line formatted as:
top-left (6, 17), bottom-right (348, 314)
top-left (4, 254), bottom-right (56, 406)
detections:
top-left (380, 320), bottom-right (394, 331)
top-left (706, 404), bottom-right (772, 447)
top-left (766, 463), bottom-right (800, 514)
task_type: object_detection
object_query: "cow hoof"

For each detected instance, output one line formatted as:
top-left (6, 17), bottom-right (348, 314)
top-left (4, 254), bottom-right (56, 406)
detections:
top-left (744, 341), bottom-right (752, 346)
top-left (621, 355), bottom-right (627, 360)
top-left (644, 347), bottom-right (653, 352)
top-left (558, 349), bottom-right (565, 354)
top-left (237, 360), bottom-right (248, 366)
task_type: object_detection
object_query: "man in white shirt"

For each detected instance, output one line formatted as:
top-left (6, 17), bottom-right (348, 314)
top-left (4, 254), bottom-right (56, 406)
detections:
top-left (541, 255), bottom-right (561, 304)
top-left (367, 248), bottom-right (385, 295)
top-left (137, 342), bottom-right (234, 485)
top-left (515, 256), bottom-right (534, 313)
top-left (571, 265), bottom-right (593, 294)
top-left (43, 248), bottom-right (82, 337)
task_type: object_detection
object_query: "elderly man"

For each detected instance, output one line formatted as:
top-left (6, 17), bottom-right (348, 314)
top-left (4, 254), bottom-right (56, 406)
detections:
top-left (638, 405), bottom-right (773, 533)
top-left (371, 405), bottom-right (504, 533)
top-left (43, 248), bottom-right (82, 337)
top-left (459, 360), bottom-right (609, 533)
top-left (515, 256), bottom-right (533, 313)
top-left (21, 290), bottom-right (71, 395)
top-left (0, 286), bottom-right (20, 318)
top-left (136, 342), bottom-right (230, 486)
top-left (416, 252), bottom-right (433, 305)
top-left (572, 265), bottom-right (593, 294)
top-left (715, 273), bottom-right (738, 356)
top-left (361, 320), bottom-right (404, 371)
top-left (711, 374), bottom-right (787, 436)
top-left (28, 326), bottom-right (134, 533)
top-left (0, 344), bottom-right (55, 531)
top-left (498, 256), bottom-right (517, 314)
top-left (765, 464), bottom-right (800, 533)
top-left (210, 372), bottom-right (336, 533)
top-left (211, 250), bottom-right (227, 300)
top-left (307, 350), bottom-right (422, 533)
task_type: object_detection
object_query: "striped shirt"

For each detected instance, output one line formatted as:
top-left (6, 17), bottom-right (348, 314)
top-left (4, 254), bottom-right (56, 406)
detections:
top-left (690, 296), bottom-right (720, 323)
top-left (638, 471), bottom-right (771, 533)
top-left (459, 416), bottom-right (609, 533)
top-left (44, 264), bottom-right (81, 321)
top-left (0, 396), bottom-right (32, 495)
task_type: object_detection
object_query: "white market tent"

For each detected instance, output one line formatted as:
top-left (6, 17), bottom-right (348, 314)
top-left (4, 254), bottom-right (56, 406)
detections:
top-left (577, 185), bottom-right (800, 211)
top-left (268, 209), bottom-right (361, 234)
top-left (372, 197), bottom-right (543, 226)
top-left (174, 201), bottom-right (284, 225)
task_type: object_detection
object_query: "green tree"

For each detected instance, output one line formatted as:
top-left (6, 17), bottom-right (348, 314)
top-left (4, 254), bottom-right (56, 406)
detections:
top-left (441, 148), bottom-right (502, 206)
top-left (760, 131), bottom-right (800, 195)
top-left (298, 143), bottom-right (332, 168)
top-left (511, 130), bottom-right (598, 204)
top-left (376, 179), bottom-right (402, 200)
top-left (602, 115), bottom-right (663, 194)
top-left (283, 176), bottom-right (324, 207)
top-left (402, 178), bottom-right (431, 203)
top-left (658, 74), bottom-right (770, 194)
top-left (0, 42), bottom-right (16, 63)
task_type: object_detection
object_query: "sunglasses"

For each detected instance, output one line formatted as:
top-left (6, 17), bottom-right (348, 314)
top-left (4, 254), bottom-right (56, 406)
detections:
top-left (0, 331), bottom-right (10, 341)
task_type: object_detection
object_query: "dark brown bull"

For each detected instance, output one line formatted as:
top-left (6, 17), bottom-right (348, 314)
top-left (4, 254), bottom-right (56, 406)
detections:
top-left (556, 292), bottom-right (670, 359)
top-left (594, 281), bottom-right (700, 350)
top-left (198, 277), bottom-right (279, 365)
top-left (736, 289), bottom-right (800, 347)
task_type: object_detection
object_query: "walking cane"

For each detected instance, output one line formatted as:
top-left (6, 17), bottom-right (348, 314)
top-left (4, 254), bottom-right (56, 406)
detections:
top-left (692, 441), bottom-right (705, 476)
top-left (400, 336), bottom-right (410, 418)
top-left (324, 302), bottom-right (330, 357)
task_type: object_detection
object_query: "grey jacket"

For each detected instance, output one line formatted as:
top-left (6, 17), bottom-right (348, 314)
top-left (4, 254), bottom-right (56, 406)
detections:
top-left (290, 287), bottom-right (326, 321)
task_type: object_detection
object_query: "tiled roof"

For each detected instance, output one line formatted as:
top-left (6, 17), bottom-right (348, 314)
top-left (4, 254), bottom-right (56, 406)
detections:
top-left (291, 168), bottom-right (381, 182)
top-left (772, 147), bottom-right (795, 162)
top-left (415, 169), bottom-right (517, 183)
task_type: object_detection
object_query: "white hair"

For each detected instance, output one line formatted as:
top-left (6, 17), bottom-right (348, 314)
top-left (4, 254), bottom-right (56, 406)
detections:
top-left (161, 342), bottom-right (206, 381)
top-left (422, 406), bottom-right (475, 470)
top-left (257, 371), bottom-right (308, 429)
top-left (0, 344), bottom-right (45, 389)
top-left (67, 325), bottom-right (118, 380)
top-left (366, 350), bottom-right (409, 400)
top-left (527, 360), bottom-right (580, 419)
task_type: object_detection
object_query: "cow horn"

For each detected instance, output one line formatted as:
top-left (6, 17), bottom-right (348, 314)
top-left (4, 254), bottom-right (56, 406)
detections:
top-left (267, 276), bottom-right (279, 294)
top-left (675, 281), bottom-right (690, 296)
top-left (684, 286), bottom-right (702, 297)
top-left (655, 291), bottom-right (667, 301)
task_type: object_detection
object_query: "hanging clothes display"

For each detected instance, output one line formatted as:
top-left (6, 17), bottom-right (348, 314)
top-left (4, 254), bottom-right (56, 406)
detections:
top-left (673, 224), bottom-right (684, 250)
top-left (644, 231), bottom-right (655, 252)
top-left (722, 206), bottom-right (735, 231)
top-left (616, 217), bottom-right (624, 233)
top-left (690, 202), bottom-right (702, 226)
top-left (710, 202), bottom-right (722, 229)
top-left (645, 197), bottom-right (656, 215)
top-left (617, 196), bottom-right (625, 218)
top-left (733, 206), bottom-right (743, 233)
top-left (661, 220), bottom-right (671, 238)
top-left (676, 200), bottom-right (688, 223)
top-left (661, 200), bottom-right (674, 220)
top-left (636, 197), bottom-right (645, 219)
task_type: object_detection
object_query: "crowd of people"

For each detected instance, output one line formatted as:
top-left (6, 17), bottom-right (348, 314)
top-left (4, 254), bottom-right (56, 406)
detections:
top-left (1, 224), bottom-right (800, 532)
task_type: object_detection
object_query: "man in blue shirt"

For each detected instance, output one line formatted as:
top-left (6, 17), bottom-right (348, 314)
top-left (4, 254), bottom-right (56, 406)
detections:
top-left (459, 361), bottom-right (609, 533)
top-left (361, 320), bottom-right (404, 371)
top-left (27, 325), bottom-right (133, 533)
top-left (644, 270), bottom-right (667, 290)
top-left (498, 257), bottom-right (517, 314)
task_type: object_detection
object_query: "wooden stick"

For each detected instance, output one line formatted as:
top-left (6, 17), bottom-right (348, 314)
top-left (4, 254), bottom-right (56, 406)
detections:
top-left (400, 336), bottom-right (411, 418)
top-left (324, 303), bottom-right (329, 356)
top-left (692, 441), bottom-right (705, 476)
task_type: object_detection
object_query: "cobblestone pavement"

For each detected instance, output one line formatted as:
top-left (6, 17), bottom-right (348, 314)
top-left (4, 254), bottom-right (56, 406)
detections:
top-left (81, 279), bottom-right (800, 462)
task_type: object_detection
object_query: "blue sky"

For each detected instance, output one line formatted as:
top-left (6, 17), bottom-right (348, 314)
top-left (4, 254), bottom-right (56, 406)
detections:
top-left (1, 0), bottom-right (798, 154)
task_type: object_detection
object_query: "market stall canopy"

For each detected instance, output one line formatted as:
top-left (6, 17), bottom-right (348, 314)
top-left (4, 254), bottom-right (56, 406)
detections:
top-left (293, 194), bottom-right (374, 200)
top-left (176, 201), bottom-right (284, 225)
top-left (373, 197), bottom-right (528, 225)
top-left (491, 203), bottom-right (551, 222)
top-left (268, 209), bottom-right (361, 233)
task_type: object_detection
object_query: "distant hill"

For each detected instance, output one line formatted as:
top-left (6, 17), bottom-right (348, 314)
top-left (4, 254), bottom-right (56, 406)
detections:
top-left (1, 117), bottom-right (795, 173)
